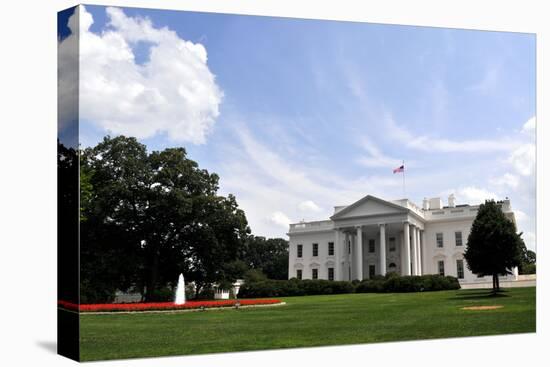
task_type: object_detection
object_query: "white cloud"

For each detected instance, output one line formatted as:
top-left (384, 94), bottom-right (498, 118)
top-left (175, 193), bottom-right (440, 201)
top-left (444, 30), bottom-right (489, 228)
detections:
top-left (60, 6), bottom-right (223, 144)
top-left (385, 115), bottom-right (518, 153)
top-left (514, 209), bottom-right (527, 223)
top-left (466, 67), bottom-right (499, 94)
top-left (521, 116), bottom-right (536, 136)
top-left (270, 211), bottom-right (292, 228)
top-left (455, 186), bottom-right (499, 205)
top-left (357, 135), bottom-right (403, 168)
top-left (298, 200), bottom-right (322, 212)
top-left (490, 173), bottom-right (520, 190)
top-left (508, 143), bottom-right (535, 176)
top-left (522, 231), bottom-right (536, 251)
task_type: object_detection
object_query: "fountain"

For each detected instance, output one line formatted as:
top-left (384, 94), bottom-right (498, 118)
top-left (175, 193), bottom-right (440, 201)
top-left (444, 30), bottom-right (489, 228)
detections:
top-left (175, 273), bottom-right (186, 305)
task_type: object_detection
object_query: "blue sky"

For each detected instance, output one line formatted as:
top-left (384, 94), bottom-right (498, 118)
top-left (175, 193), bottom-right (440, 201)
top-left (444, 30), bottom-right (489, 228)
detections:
top-left (59, 5), bottom-right (536, 249)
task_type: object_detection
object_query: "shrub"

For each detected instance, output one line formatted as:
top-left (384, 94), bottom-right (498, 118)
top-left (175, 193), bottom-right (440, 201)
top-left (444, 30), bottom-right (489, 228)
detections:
top-left (357, 274), bottom-right (460, 293)
top-left (237, 275), bottom-right (460, 298)
top-left (238, 279), bottom-right (354, 298)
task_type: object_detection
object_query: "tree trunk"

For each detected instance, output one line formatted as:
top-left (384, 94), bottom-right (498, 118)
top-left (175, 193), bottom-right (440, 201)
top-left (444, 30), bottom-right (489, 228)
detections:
top-left (491, 273), bottom-right (501, 294)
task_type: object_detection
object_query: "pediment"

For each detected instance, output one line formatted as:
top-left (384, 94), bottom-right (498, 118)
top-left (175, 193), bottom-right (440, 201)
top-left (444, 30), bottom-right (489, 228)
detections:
top-left (330, 195), bottom-right (407, 220)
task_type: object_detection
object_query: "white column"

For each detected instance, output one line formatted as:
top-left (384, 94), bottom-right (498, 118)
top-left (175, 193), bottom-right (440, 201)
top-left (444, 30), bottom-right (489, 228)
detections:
top-left (334, 230), bottom-right (341, 280)
top-left (417, 230), bottom-right (423, 275)
top-left (416, 228), bottom-right (421, 275)
top-left (411, 225), bottom-right (418, 275)
top-left (344, 232), bottom-right (351, 280)
top-left (356, 226), bottom-right (363, 280)
top-left (379, 224), bottom-right (386, 276)
top-left (403, 222), bottom-right (411, 275)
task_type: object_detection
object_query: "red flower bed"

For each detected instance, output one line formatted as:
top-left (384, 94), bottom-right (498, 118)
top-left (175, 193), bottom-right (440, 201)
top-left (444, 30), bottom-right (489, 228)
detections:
top-left (58, 299), bottom-right (282, 313)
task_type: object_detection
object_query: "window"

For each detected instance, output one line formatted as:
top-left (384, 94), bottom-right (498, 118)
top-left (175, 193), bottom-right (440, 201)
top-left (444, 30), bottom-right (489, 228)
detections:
top-left (312, 243), bottom-right (319, 257)
top-left (312, 268), bottom-right (318, 280)
top-left (455, 231), bottom-right (463, 247)
top-left (369, 239), bottom-right (375, 253)
top-left (389, 237), bottom-right (396, 252)
top-left (328, 242), bottom-right (334, 256)
top-left (297, 244), bottom-right (303, 258)
top-left (348, 240), bottom-right (351, 254)
top-left (296, 269), bottom-right (302, 280)
top-left (436, 233), bottom-right (444, 248)
top-left (369, 265), bottom-right (376, 279)
top-left (456, 259), bottom-right (464, 279)
top-left (438, 260), bottom-right (445, 276)
top-left (328, 267), bottom-right (334, 281)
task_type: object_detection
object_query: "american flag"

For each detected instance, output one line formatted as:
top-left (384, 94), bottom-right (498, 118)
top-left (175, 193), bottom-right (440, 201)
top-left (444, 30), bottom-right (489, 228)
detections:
top-left (393, 164), bottom-right (404, 174)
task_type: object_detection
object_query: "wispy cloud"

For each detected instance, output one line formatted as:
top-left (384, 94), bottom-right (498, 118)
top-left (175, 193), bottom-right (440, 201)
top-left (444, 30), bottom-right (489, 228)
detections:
top-left (356, 135), bottom-right (404, 168)
top-left (384, 115), bottom-right (519, 153)
top-left (466, 67), bottom-right (500, 94)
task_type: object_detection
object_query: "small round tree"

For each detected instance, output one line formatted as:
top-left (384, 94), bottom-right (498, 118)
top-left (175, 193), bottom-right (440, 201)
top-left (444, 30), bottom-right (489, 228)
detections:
top-left (464, 199), bottom-right (524, 293)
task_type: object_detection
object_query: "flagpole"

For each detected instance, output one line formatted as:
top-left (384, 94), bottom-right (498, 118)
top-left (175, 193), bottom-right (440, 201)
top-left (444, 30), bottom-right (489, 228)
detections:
top-left (402, 160), bottom-right (405, 198)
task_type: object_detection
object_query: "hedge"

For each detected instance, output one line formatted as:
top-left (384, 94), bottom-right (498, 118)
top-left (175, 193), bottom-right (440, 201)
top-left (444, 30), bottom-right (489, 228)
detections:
top-left (356, 274), bottom-right (460, 293)
top-left (237, 279), bottom-right (354, 298)
top-left (237, 274), bottom-right (460, 298)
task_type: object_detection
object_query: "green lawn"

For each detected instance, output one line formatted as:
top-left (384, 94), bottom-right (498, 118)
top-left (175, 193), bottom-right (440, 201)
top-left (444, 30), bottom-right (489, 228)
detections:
top-left (79, 287), bottom-right (536, 361)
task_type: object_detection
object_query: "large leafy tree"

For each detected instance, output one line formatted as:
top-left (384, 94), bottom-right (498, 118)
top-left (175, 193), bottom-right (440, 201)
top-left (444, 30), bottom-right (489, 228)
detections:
top-left (464, 200), bottom-right (524, 293)
top-left (80, 136), bottom-right (250, 302)
top-left (239, 236), bottom-right (289, 280)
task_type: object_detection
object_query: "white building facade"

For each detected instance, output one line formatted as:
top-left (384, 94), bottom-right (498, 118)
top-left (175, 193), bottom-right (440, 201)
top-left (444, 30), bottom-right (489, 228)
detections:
top-left (287, 194), bottom-right (519, 284)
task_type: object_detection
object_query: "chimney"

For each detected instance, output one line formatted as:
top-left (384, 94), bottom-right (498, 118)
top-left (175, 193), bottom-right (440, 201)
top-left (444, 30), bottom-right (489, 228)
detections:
top-left (422, 198), bottom-right (429, 210)
top-left (429, 197), bottom-right (443, 210)
top-left (448, 194), bottom-right (456, 208)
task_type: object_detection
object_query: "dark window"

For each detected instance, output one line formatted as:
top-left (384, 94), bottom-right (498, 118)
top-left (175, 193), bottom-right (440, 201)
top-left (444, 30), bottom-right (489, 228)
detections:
top-left (312, 243), bottom-right (318, 257)
top-left (438, 260), bottom-right (445, 276)
top-left (369, 239), bottom-right (375, 253)
top-left (297, 244), bottom-right (303, 258)
top-left (348, 240), bottom-right (351, 254)
top-left (369, 265), bottom-right (376, 278)
top-left (436, 233), bottom-right (444, 248)
top-left (455, 231), bottom-right (463, 246)
top-left (388, 262), bottom-right (396, 269)
top-left (389, 237), bottom-right (396, 252)
top-left (456, 260), bottom-right (464, 279)
top-left (312, 268), bottom-right (318, 280)
top-left (328, 242), bottom-right (334, 256)
top-left (296, 269), bottom-right (302, 280)
top-left (328, 267), bottom-right (334, 281)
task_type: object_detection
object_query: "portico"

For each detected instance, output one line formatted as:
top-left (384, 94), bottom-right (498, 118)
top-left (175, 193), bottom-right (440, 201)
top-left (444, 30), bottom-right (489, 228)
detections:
top-left (325, 195), bottom-right (425, 280)
top-left (333, 221), bottom-right (424, 280)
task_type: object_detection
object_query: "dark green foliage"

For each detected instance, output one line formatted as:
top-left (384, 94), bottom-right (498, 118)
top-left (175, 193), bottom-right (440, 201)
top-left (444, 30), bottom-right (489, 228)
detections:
top-left (464, 200), bottom-right (524, 292)
top-left (518, 240), bottom-right (536, 274)
top-left (239, 236), bottom-right (289, 280)
top-left (146, 286), bottom-right (174, 302)
top-left (243, 268), bottom-right (268, 283)
top-left (356, 274), bottom-right (460, 293)
top-left (237, 279), bottom-right (354, 298)
top-left (237, 274), bottom-right (459, 298)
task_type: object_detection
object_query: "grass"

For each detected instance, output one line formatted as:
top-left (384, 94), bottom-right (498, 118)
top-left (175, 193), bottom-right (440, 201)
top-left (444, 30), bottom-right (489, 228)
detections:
top-left (79, 287), bottom-right (535, 361)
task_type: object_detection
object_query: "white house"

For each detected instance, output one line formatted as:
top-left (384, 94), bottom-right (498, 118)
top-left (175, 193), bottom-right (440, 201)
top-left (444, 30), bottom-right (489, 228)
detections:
top-left (287, 194), bottom-right (519, 284)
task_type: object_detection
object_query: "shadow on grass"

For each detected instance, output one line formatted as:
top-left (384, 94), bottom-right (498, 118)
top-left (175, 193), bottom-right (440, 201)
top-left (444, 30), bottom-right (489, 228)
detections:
top-left (449, 291), bottom-right (510, 300)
